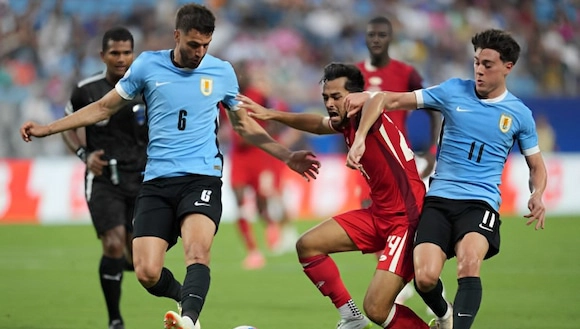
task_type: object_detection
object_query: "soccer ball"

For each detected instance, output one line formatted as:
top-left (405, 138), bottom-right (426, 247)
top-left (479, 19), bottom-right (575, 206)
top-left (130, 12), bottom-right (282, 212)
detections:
top-left (233, 326), bottom-right (257, 329)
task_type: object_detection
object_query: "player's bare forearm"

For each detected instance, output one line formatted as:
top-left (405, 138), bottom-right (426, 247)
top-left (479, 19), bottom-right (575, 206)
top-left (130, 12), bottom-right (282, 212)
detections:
top-left (346, 91), bottom-right (418, 118)
top-left (355, 93), bottom-right (384, 140)
top-left (381, 91), bottom-right (419, 111)
top-left (47, 103), bottom-right (110, 135)
top-left (527, 153), bottom-right (547, 197)
top-left (271, 112), bottom-right (332, 135)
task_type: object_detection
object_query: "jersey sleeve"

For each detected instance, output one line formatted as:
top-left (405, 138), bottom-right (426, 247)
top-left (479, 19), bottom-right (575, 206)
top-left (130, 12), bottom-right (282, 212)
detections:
top-left (221, 62), bottom-right (241, 111)
top-left (414, 78), bottom-right (457, 112)
top-left (115, 53), bottom-right (146, 100)
top-left (407, 67), bottom-right (424, 91)
top-left (65, 85), bottom-right (87, 115)
top-left (518, 110), bottom-right (540, 156)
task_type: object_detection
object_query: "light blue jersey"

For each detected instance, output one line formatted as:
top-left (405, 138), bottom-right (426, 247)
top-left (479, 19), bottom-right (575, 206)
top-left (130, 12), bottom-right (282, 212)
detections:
top-left (116, 50), bottom-right (239, 181)
top-left (415, 78), bottom-right (539, 210)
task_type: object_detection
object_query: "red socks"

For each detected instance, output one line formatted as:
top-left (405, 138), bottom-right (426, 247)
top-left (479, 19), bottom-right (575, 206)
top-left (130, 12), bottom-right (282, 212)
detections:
top-left (299, 254), bottom-right (351, 308)
top-left (236, 218), bottom-right (257, 251)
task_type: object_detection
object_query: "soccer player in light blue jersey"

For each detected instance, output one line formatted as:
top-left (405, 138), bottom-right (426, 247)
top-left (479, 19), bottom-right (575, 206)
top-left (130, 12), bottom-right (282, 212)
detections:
top-left (342, 29), bottom-right (547, 329)
top-left (20, 4), bottom-right (320, 329)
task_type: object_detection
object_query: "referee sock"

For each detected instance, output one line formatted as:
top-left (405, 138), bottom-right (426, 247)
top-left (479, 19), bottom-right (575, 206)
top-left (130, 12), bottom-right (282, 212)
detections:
top-left (453, 277), bottom-right (482, 329)
top-left (146, 267), bottom-right (182, 302)
top-left (181, 263), bottom-right (211, 324)
top-left (99, 256), bottom-right (125, 324)
top-left (414, 278), bottom-right (448, 318)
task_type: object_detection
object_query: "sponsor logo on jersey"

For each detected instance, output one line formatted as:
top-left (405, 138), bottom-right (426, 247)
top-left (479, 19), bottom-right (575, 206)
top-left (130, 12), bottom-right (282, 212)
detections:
top-left (499, 114), bottom-right (512, 133)
top-left (200, 78), bottom-right (213, 96)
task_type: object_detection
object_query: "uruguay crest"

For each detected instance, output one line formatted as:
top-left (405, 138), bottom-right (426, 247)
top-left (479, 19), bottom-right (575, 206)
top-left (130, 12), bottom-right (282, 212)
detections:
top-left (499, 114), bottom-right (512, 133)
top-left (200, 78), bottom-right (213, 96)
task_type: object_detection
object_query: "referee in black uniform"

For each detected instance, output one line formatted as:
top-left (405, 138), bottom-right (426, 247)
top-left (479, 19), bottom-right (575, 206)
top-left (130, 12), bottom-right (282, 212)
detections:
top-left (61, 27), bottom-right (147, 329)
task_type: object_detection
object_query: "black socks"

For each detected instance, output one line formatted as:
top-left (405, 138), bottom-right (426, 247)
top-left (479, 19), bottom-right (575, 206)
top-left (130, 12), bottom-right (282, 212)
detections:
top-left (146, 267), bottom-right (182, 302)
top-left (99, 256), bottom-right (125, 324)
top-left (180, 263), bottom-right (211, 324)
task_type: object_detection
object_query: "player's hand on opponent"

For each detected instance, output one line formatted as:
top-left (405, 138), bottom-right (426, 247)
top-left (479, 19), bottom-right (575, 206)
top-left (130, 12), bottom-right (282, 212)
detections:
top-left (87, 149), bottom-right (109, 176)
top-left (345, 92), bottom-right (371, 118)
top-left (346, 136), bottom-right (369, 179)
top-left (286, 150), bottom-right (320, 182)
top-left (524, 194), bottom-right (546, 230)
top-left (20, 121), bottom-right (51, 142)
top-left (236, 94), bottom-right (277, 121)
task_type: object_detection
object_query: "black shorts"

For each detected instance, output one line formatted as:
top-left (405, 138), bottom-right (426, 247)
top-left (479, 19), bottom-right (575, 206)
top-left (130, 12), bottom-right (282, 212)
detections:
top-left (132, 174), bottom-right (222, 249)
top-left (86, 171), bottom-right (143, 237)
top-left (414, 196), bottom-right (501, 260)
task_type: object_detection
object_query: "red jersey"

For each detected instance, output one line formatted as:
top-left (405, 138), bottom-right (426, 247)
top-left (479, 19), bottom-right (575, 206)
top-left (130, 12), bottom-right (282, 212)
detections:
top-left (229, 86), bottom-right (269, 152)
top-left (355, 59), bottom-right (423, 140)
top-left (338, 112), bottom-right (425, 222)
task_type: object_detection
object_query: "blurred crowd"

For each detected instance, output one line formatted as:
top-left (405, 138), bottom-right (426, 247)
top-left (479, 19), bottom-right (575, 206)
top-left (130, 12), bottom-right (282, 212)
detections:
top-left (0, 0), bottom-right (578, 157)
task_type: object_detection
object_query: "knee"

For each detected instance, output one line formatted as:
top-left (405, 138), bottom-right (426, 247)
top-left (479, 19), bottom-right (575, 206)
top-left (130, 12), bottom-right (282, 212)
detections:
top-left (456, 255), bottom-right (482, 277)
top-left (102, 235), bottom-right (125, 258)
top-left (414, 271), bottom-right (439, 292)
top-left (134, 263), bottom-right (161, 288)
top-left (183, 245), bottom-right (210, 266)
top-left (295, 234), bottom-right (316, 258)
top-left (363, 301), bottom-right (392, 325)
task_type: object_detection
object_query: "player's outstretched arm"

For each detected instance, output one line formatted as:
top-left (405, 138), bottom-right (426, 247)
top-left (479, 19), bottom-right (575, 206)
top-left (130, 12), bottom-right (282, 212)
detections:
top-left (524, 152), bottom-right (547, 229)
top-left (21, 89), bottom-right (126, 142)
top-left (345, 92), bottom-right (384, 171)
top-left (345, 91), bottom-right (419, 118)
top-left (237, 94), bottom-right (335, 135)
top-left (226, 105), bottom-right (320, 181)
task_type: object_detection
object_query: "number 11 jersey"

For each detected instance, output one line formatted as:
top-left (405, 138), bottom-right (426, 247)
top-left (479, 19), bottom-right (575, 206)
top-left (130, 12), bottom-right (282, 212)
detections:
top-left (414, 78), bottom-right (539, 210)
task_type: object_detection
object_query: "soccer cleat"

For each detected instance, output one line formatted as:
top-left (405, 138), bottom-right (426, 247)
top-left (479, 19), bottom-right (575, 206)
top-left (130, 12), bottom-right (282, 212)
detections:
top-left (242, 250), bottom-right (266, 270)
top-left (336, 315), bottom-right (373, 329)
top-left (428, 302), bottom-right (453, 329)
top-left (108, 319), bottom-right (124, 329)
top-left (164, 311), bottom-right (201, 329)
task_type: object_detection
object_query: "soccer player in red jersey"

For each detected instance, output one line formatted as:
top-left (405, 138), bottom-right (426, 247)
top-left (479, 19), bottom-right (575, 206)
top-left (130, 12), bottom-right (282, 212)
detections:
top-left (237, 63), bottom-right (430, 329)
top-left (355, 16), bottom-right (441, 206)
top-left (357, 16), bottom-right (443, 307)
top-left (222, 61), bottom-right (295, 269)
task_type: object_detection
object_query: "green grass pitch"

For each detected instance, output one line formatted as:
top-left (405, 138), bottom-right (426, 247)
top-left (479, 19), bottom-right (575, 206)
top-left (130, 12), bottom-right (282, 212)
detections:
top-left (1, 216), bottom-right (579, 328)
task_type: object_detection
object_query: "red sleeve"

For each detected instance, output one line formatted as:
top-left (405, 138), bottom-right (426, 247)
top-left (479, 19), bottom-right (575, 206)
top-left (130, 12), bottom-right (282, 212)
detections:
top-left (407, 68), bottom-right (424, 91)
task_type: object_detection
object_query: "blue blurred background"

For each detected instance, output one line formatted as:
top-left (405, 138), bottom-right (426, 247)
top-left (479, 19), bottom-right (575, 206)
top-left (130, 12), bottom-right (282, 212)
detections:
top-left (0, 0), bottom-right (578, 157)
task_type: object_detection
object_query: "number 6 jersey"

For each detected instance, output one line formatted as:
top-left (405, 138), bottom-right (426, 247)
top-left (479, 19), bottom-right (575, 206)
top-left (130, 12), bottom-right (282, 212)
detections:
top-left (116, 50), bottom-right (240, 181)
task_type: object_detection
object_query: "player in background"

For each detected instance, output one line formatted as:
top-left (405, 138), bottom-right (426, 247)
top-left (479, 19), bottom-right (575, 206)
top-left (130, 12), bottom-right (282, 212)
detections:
top-left (61, 27), bottom-right (146, 329)
top-left (356, 15), bottom-right (443, 307)
top-left (220, 60), bottom-right (299, 269)
top-left (21, 4), bottom-right (320, 329)
top-left (344, 29), bottom-right (547, 329)
top-left (238, 63), bottom-right (431, 329)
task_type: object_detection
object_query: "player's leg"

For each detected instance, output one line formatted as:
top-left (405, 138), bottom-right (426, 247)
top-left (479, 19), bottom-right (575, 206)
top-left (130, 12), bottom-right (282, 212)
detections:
top-left (365, 214), bottom-right (429, 329)
top-left (166, 175), bottom-right (222, 329)
top-left (413, 198), bottom-right (453, 328)
top-left (234, 185), bottom-right (264, 269)
top-left (231, 157), bottom-right (264, 269)
top-left (452, 204), bottom-right (501, 329)
top-left (87, 180), bottom-right (130, 329)
top-left (256, 168), bottom-right (284, 251)
top-left (364, 271), bottom-right (428, 329)
top-left (263, 162), bottom-right (298, 255)
top-left (297, 209), bottom-right (378, 328)
top-left (132, 181), bottom-right (182, 303)
top-left (452, 233), bottom-right (488, 329)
